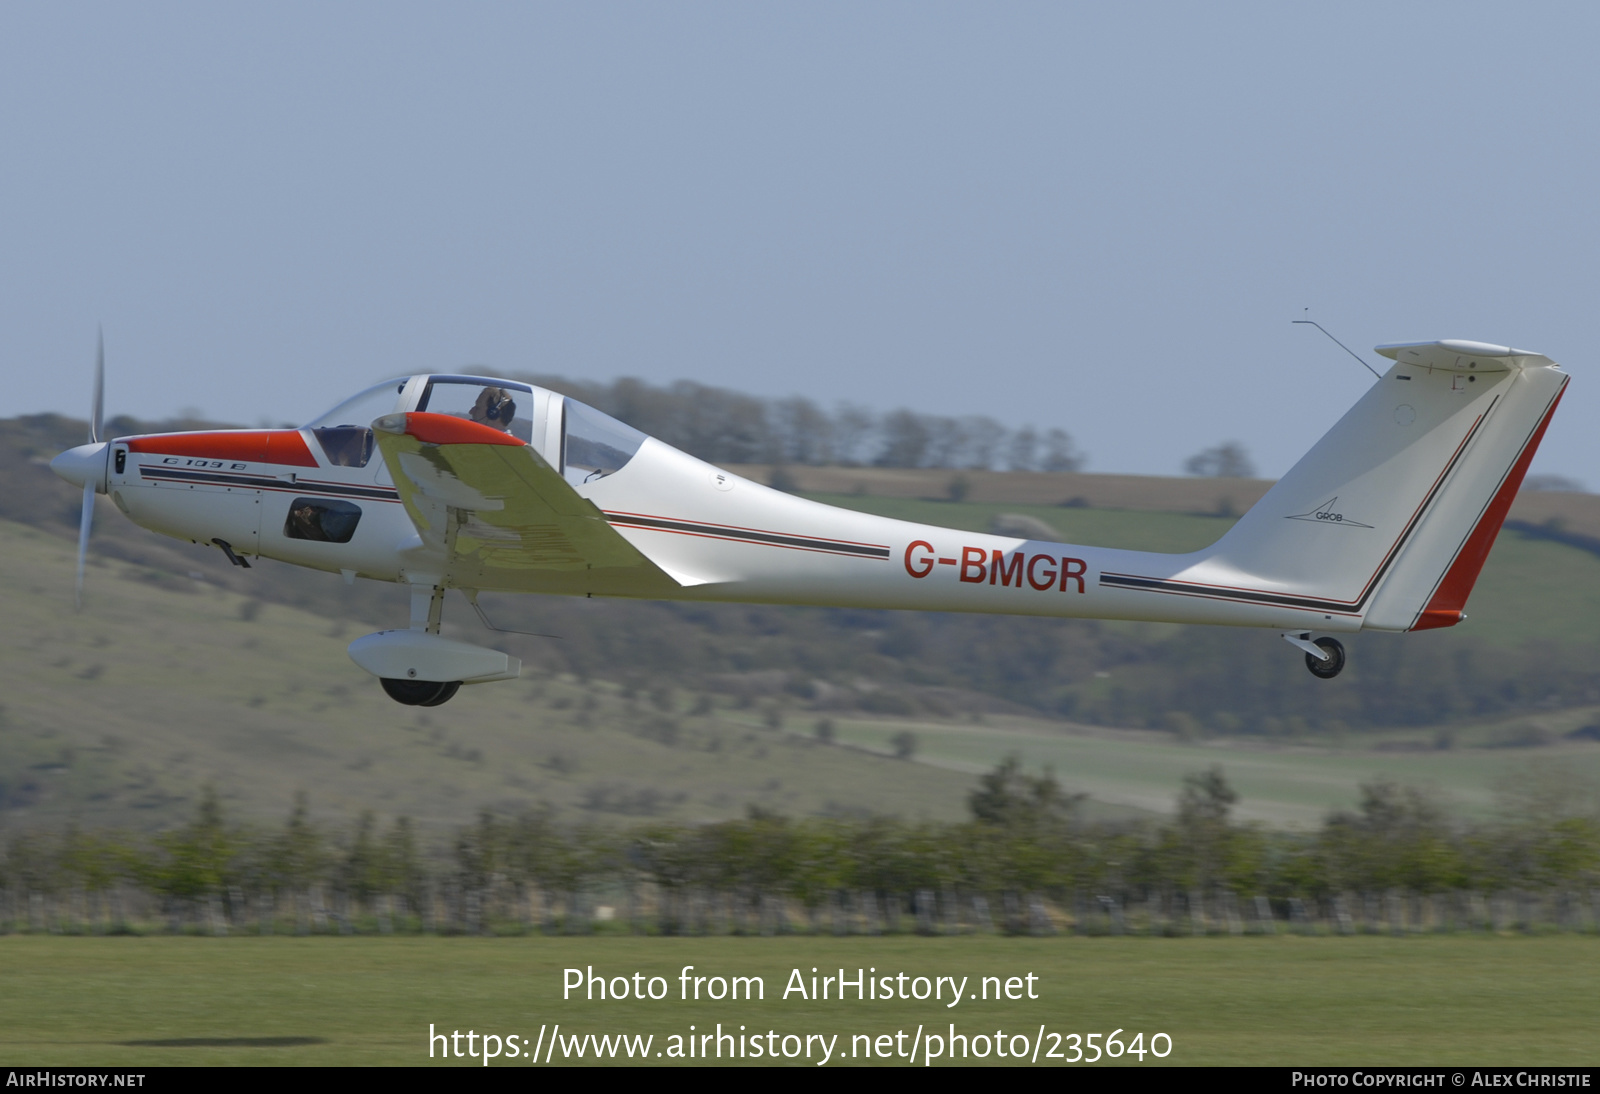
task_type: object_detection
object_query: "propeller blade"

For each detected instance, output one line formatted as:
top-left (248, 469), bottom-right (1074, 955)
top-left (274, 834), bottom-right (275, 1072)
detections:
top-left (90, 327), bottom-right (105, 444)
top-left (75, 480), bottom-right (94, 610)
top-left (77, 330), bottom-right (104, 608)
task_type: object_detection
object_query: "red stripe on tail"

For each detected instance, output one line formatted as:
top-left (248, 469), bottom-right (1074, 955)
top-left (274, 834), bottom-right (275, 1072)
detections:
top-left (1411, 381), bottom-right (1568, 631)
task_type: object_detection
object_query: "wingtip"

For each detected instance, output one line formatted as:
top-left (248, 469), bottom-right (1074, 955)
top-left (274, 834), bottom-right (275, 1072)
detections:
top-left (374, 412), bottom-right (526, 447)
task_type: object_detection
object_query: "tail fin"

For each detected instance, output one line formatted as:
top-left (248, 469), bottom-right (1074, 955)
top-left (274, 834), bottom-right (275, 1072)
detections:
top-left (1200, 340), bottom-right (1567, 632)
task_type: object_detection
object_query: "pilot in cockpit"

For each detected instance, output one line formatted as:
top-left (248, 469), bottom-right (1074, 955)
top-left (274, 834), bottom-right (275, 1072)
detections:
top-left (469, 387), bottom-right (517, 432)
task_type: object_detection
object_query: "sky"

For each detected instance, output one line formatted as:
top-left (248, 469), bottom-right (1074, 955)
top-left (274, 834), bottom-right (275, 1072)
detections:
top-left (3, 3), bottom-right (1598, 481)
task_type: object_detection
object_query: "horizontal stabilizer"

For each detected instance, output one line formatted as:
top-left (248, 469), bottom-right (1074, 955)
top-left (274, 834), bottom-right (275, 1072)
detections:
top-left (1375, 340), bottom-right (1550, 372)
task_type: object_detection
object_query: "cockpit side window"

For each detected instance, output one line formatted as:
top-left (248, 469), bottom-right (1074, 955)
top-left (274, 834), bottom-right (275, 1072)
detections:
top-left (561, 399), bottom-right (647, 486)
top-left (417, 377), bottom-right (535, 445)
top-left (284, 497), bottom-right (362, 542)
top-left (313, 427), bottom-right (375, 467)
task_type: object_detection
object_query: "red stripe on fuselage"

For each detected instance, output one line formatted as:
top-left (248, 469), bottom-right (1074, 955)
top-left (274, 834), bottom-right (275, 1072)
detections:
top-left (125, 430), bottom-right (319, 467)
top-left (1411, 380), bottom-right (1568, 631)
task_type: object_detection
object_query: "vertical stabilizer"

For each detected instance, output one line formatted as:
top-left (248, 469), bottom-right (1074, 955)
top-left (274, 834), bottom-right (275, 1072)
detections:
top-left (1185, 341), bottom-right (1566, 631)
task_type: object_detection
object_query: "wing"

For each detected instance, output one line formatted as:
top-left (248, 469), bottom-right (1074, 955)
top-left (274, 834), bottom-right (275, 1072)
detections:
top-left (373, 412), bottom-right (682, 595)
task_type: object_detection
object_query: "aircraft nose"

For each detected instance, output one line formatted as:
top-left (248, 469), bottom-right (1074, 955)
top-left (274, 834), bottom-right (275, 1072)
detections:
top-left (51, 442), bottom-right (110, 492)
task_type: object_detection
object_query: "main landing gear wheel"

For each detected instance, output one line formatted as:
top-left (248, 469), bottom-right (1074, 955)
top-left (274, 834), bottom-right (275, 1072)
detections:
top-left (1304, 637), bottom-right (1346, 680)
top-left (380, 678), bottom-right (462, 706)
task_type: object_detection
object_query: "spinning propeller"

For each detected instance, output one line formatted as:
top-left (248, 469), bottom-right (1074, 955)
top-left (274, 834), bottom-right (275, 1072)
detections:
top-left (49, 329), bottom-right (108, 609)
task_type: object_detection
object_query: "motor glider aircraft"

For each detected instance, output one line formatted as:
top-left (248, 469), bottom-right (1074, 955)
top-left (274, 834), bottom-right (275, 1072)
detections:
top-left (51, 339), bottom-right (1567, 706)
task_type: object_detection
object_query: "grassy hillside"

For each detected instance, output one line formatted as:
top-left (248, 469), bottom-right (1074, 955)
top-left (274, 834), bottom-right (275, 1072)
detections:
top-left (727, 462), bottom-right (1278, 516)
top-left (805, 492), bottom-right (1237, 552)
top-left (0, 518), bottom-right (989, 834)
top-left (5, 508), bottom-right (1598, 832)
top-left (6, 413), bottom-right (1600, 836)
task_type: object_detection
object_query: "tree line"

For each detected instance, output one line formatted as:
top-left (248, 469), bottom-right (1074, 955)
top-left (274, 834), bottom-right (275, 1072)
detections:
top-left (510, 373), bottom-right (1089, 472)
top-left (3, 765), bottom-right (1596, 938)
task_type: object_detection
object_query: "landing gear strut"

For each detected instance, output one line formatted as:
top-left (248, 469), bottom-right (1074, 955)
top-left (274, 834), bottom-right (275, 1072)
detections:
top-left (350, 577), bottom-right (520, 706)
top-left (1282, 631), bottom-right (1346, 679)
top-left (383, 579), bottom-right (465, 706)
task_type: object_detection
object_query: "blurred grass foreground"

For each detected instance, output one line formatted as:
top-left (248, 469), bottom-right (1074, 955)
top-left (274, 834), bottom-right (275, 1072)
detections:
top-left (4, 935), bottom-right (1599, 1066)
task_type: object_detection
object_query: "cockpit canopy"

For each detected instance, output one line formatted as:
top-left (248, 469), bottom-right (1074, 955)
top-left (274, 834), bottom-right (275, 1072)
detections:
top-left (414, 375), bottom-right (535, 445)
top-left (560, 398), bottom-right (647, 485)
top-left (304, 374), bottom-right (647, 485)
top-left (304, 379), bottom-right (407, 467)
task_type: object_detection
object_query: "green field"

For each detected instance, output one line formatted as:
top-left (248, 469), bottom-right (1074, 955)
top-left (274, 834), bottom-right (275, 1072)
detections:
top-left (805, 714), bottom-right (1600, 826)
top-left (1, 935), bottom-right (1596, 1066)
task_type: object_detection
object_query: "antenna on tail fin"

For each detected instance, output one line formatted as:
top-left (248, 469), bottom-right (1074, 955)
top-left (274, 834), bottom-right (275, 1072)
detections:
top-left (1293, 316), bottom-right (1383, 380)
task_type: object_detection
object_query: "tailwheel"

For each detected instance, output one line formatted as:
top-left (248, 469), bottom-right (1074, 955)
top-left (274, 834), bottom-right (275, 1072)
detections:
top-left (1304, 637), bottom-right (1346, 680)
top-left (380, 678), bottom-right (462, 706)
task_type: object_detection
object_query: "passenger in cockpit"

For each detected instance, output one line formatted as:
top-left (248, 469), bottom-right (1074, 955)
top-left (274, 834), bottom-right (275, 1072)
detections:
top-left (469, 387), bottom-right (517, 432)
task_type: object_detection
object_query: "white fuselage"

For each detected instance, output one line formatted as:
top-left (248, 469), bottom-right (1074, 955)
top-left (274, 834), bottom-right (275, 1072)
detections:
top-left (102, 413), bottom-right (1335, 633)
top-left (99, 348), bottom-right (1568, 642)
